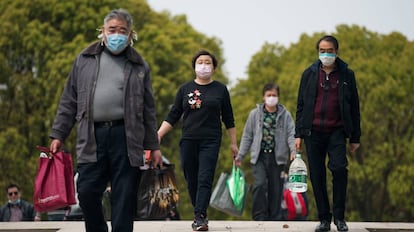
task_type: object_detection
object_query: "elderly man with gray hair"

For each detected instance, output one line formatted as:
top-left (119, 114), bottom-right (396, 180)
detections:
top-left (49, 9), bottom-right (162, 232)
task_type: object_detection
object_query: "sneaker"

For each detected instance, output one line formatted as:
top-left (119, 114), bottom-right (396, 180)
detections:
top-left (191, 214), bottom-right (208, 231)
top-left (315, 220), bottom-right (331, 232)
top-left (335, 220), bottom-right (349, 231)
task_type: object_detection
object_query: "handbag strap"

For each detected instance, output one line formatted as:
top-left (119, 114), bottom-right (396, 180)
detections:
top-left (36, 145), bottom-right (51, 153)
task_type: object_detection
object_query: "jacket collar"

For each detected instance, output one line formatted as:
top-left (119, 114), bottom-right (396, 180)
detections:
top-left (80, 41), bottom-right (146, 66)
top-left (256, 103), bottom-right (286, 115)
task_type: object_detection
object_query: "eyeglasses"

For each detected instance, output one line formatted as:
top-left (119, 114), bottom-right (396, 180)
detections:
top-left (8, 192), bottom-right (18, 196)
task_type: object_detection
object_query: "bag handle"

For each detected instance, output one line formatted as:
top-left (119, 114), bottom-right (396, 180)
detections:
top-left (36, 145), bottom-right (69, 156)
top-left (36, 145), bottom-right (51, 153)
top-left (36, 145), bottom-right (54, 158)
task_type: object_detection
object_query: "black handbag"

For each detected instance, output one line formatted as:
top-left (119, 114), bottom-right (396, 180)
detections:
top-left (136, 164), bottom-right (179, 220)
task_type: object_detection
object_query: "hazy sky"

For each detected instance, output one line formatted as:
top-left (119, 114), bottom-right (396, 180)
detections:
top-left (146, 0), bottom-right (414, 85)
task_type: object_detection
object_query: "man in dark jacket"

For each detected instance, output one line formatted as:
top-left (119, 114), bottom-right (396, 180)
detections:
top-left (49, 9), bottom-right (162, 232)
top-left (295, 35), bottom-right (361, 232)
top-left (0, 184), bottom-right (36, 221)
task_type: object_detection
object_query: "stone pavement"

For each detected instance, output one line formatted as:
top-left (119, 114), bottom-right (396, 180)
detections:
top-left (0, 221), bottom-right (414, 232)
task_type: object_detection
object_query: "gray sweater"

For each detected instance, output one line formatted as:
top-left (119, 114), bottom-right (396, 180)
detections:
top-left (237, 103), bottom-right (295, 165)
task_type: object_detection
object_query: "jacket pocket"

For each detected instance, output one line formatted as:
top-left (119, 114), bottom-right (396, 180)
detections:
top-left (75, 110), bottom-right (85, 122)
top-left (76, 90), bottom-right (87, 119)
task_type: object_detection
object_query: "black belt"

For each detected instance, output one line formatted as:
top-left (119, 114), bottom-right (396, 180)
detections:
top-left (94, 119), bottom-right (124, 128)
top-left (262, 149), bottom-right (273, 153)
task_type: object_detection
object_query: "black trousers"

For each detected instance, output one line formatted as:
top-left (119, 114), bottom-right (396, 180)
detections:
top-left (77, 124), bottom-right (141, 232)
top-left (179, 138), bottom-right (221, 218)
top-left (251, 152), bottom-right (285, 221)
top-left (304, 128), bottom-right (348, 222)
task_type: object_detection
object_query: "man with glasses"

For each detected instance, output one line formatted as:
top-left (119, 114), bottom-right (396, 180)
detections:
top-left (49, 9), bottom-right (162, 232)
top-left (295, 35), bottom-right (361, 232)
top-left (0, 184), bottom-right (36, 221)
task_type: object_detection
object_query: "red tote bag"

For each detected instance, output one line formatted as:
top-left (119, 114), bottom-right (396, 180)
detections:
top-left (33, 146), bottom-right (76, 212)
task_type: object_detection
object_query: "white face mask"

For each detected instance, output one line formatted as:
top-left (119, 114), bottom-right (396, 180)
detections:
top-left (265, 96), bottom-right (278, 107)
top-left (195, 64), bottom-right (213, 79)
top-left (319, 53), bottom-right (336, 66)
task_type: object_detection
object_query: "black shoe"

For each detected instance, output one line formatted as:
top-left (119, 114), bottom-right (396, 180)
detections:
top-left (335, 220), bottom-right (349, 231)
top-left (191, 221), bottom-right (208, 231)
top-left (191, 214), bottom-right (208, 231)
top-left (315, 220), bottom-right (331, 232)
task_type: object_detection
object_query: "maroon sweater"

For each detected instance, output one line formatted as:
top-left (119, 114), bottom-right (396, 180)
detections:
top-left (312, 67), bottom-right (343, 132)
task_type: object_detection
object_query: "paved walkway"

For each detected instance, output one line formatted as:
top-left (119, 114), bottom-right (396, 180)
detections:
top-left (0, 221), bottom-right (413, 232)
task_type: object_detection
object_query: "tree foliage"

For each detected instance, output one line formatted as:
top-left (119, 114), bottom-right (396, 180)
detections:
top-left (0, 0), bottom-right (412, 222)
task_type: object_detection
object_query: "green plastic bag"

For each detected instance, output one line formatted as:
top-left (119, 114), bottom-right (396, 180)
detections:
top-left (210, 172), bottom-right (242, 216)
top-left (226, 164), bottom-right (246, 210)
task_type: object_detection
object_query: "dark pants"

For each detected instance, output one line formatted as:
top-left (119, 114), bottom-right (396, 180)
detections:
top-left (252, 152), bottom-right (285, 221)
top-left (179, 138), bottom-right (220, 218)
top-left (304, 128), bottom-right (348, 222)
top-left (77, 124), bottom-right (140, 232)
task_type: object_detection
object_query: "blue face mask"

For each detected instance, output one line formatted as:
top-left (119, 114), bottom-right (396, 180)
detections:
top-left (105, 33), bottom-right (129, 54)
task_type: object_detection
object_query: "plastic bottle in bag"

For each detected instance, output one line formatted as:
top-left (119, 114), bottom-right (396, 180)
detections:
top-left (288, 153), bottom-right (308, 193)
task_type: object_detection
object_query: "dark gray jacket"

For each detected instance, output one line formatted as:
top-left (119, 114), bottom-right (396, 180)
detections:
top-left (237, 103), bottom-right (295, 165)
top-left (50, 42), bottom-right (160, 167)
top-left (0, 200), bottom-right (35, 221)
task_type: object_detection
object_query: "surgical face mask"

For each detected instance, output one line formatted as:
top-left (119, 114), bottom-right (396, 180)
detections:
top-left (265, 96), bottom-right (278, 107)
top-left (319, 53), bottom-right (336, 66)
top-left (195, 64), bottom-right (213, 79)
top-left (105, 33), bottom-right (129, 54)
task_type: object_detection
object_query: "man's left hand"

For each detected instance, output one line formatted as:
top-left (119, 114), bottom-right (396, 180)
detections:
top-left (349, 143), bottom-right (360, 154)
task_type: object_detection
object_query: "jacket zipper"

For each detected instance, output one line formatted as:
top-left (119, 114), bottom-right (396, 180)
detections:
top-left (320, 73), bottom-right (329, 128)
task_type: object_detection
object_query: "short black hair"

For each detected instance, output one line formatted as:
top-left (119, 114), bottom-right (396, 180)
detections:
top-left (262, 83), bottom-right (280, 96)
top-left (191, 50), bottom-right (218, 69)
top-left (6, 184), bottom-right (20, 193)
top-left (316, 35), bottom-right (339, 51)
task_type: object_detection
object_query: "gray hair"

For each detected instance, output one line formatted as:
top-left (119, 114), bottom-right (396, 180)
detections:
top-left (103, 9), bottom-right (133, 31)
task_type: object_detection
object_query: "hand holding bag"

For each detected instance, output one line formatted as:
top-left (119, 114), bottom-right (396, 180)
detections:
top-left (210, 165), bottom-right (249, 217)
top-left (226, 164), bottom-right (246, 211)
top-left (33, 146), bottom-right (76, 212)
